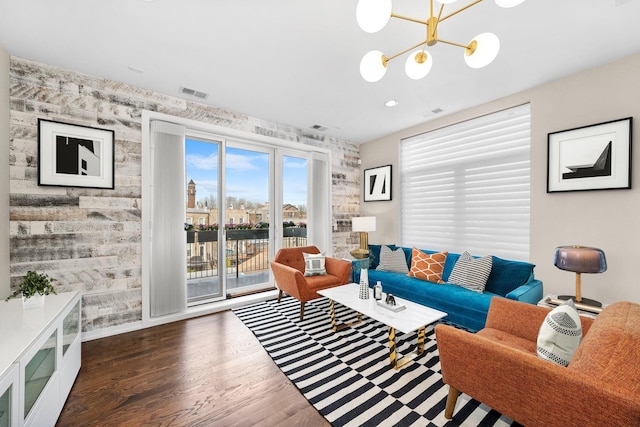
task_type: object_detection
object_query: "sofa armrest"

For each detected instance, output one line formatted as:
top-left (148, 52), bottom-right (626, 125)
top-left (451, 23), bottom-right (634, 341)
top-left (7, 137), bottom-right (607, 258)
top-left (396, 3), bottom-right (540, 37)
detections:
top-left (505, 276), bottom-right (543, 304)
top-left (435, 324), bottom-right (640, 426)
top-left (269, 261), bottom-right (307, 300)
top-left (325, 257), bottom-right (352, 284)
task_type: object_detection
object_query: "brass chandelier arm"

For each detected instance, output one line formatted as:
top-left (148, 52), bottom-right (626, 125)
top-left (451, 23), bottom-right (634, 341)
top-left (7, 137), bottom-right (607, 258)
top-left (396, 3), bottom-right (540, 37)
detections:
top-left (436, 38), bottom-right (471, 50)
top-left (385, 39), bottom-right (430, 62)
top-left (440, 0), bottom-right (484, 22)
top-left (390, 12), bottom-right (428, 25)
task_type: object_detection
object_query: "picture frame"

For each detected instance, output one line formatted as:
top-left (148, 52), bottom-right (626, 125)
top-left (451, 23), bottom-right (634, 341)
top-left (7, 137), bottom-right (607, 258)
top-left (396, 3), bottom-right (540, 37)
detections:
top-left (38, 119), bottom-right (115, 189)
top-left (547, 117), bottom-right (632, 193)
top-left (364, 164), bottom-right (392, 201)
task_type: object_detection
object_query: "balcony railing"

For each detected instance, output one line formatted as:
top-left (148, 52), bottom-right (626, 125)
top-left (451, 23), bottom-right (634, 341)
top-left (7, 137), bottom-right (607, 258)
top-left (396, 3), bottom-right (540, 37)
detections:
top-left (186, 227), bottom-right (307, 280)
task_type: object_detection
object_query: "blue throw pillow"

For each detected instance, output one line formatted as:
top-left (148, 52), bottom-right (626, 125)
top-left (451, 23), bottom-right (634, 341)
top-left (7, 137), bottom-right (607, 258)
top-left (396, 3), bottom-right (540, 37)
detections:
top-left (485, 256), bottom-right (535, 296)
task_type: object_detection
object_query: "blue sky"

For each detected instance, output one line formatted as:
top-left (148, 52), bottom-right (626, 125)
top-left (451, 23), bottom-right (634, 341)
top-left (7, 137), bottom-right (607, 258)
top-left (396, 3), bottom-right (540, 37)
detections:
top-left (185, 139), bottom-right (308, 207)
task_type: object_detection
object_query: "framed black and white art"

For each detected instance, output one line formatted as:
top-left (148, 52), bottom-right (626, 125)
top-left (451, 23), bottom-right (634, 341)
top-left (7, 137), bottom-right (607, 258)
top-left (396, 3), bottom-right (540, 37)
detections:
top-left (547, 117), bottom-right (632, 193)
top-left (364, 164), bottom-right (392, 201)
top-left (38, 119), bottom-right (115, 189)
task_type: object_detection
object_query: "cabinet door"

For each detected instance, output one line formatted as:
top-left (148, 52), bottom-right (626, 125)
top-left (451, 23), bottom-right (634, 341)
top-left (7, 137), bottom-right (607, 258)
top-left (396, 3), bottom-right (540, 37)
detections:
top-left (0, 364), bottom-right (19, 427)
top-left (21, 327), bottom-right (59, 427)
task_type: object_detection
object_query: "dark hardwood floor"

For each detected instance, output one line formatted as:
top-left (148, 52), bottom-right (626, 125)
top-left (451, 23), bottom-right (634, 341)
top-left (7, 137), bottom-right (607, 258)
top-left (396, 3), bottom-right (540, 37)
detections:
top-left (57, 310), bottom-right (330, 427)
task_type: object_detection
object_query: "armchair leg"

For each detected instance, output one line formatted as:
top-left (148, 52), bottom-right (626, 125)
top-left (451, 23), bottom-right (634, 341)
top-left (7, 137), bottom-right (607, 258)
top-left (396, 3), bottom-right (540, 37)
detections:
top-left (300, 302), bottom-right (305, 320)
top-left (277, 289), bottom-right (283, 303)
top-left (444, 385), bottom-right (461, 419)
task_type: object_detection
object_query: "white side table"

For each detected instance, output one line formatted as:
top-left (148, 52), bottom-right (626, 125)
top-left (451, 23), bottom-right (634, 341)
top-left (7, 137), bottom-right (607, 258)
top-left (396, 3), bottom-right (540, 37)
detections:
top-left (537, 294), bottom-right (605, 319)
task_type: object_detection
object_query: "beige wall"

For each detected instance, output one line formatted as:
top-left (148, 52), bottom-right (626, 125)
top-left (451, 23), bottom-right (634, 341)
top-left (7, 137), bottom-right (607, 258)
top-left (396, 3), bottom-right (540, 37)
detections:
top-left (0, 45), bottom-right (9, 299)
top-left (359, 52), bottom-right (640, 306)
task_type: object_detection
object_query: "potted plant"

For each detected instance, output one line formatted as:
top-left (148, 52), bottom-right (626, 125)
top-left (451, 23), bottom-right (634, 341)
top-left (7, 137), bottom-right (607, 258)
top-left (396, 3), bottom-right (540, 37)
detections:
top-left (5, 270), bottom-right (57, 309)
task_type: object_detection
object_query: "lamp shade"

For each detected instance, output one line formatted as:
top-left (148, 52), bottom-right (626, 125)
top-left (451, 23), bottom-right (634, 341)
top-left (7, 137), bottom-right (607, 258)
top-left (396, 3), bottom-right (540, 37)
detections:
top-left (405, 50), bottom-right (433, 79)
top-left (352, 216), bottom-right (376, 232)
top-left (554, 246), bottom-right (607, 274)
top-left (464, 32), bottom-right (500, 69)
top-left (360, 50), bottom-right (387, 82)
top-left (356, 0), bottom-right (392, 33)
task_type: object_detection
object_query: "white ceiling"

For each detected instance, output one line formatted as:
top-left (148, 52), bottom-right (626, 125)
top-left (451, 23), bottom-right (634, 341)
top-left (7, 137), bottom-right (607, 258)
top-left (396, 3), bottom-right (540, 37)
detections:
top-left (1, 0), bottom-right (640, 144)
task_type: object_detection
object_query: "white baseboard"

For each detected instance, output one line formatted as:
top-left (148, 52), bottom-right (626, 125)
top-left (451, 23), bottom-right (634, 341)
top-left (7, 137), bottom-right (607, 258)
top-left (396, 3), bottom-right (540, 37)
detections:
top-left (81, 289), bottom-right (279, 342)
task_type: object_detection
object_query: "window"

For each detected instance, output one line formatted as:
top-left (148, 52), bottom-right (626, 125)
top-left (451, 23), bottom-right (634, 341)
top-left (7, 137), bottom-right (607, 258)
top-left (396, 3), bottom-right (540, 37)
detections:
top-left (400, 104), bottom-right (531, 261)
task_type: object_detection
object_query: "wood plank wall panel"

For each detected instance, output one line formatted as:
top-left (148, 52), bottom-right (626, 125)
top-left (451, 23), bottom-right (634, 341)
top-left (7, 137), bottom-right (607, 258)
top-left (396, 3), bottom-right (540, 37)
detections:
top-left (8, 57), bottom-right (360, 333)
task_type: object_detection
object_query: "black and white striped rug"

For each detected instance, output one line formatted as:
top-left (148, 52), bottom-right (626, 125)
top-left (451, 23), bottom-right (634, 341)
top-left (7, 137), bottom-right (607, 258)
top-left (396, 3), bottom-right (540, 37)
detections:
top-left (233, 296), bottom-right (517, 427)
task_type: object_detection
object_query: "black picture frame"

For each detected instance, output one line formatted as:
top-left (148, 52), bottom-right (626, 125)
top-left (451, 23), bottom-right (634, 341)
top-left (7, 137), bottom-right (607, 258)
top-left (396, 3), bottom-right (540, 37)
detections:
top-left (547, 117), bottom-right (632, 193)
top-left (38, 119), bottom-right (115, 189)
top-left (364, 164), bottom-right (392, 201)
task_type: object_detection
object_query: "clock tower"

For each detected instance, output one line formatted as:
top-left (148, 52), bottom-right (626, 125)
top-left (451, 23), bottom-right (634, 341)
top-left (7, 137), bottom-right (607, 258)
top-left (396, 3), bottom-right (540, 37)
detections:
top-left (187, 179), bottom-right (196, 208)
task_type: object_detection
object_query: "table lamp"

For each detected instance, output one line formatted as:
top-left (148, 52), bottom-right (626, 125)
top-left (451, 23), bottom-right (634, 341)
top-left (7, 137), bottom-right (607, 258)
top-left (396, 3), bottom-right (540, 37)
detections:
top-left (553, 245), bottom-right (607, 307)
top-left (350, 216), bottom-right (376, 259)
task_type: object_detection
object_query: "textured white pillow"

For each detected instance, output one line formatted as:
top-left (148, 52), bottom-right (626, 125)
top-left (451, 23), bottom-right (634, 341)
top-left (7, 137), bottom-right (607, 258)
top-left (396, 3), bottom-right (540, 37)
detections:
top-left (376, 245), bottom-right (409, 273)
top-left (537, 299), bottom-right (582, 366)
top-left (303, 252), bottom-right (327, 276)
top-left (447, 251), bottom-right (493, 293)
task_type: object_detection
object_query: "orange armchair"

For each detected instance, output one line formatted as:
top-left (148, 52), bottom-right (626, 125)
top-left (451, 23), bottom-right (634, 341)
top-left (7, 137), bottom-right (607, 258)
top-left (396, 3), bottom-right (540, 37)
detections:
top-left (269, 246), bottom-right (351, 320)
top-left (435, 297), bottom-right (640, 427)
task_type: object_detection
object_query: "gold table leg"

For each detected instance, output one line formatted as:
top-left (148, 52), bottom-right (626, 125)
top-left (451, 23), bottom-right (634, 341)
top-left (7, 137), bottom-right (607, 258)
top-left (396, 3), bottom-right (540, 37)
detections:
top-left (389, 325), bottom-right (426, 370)
top-left (329, 299), bottom-right (362, 332)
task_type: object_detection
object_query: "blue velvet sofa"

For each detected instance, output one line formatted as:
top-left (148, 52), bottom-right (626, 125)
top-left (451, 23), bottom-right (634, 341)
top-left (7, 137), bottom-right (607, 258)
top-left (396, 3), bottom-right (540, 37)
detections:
top-left (352, 245), bottom-right (543, 331)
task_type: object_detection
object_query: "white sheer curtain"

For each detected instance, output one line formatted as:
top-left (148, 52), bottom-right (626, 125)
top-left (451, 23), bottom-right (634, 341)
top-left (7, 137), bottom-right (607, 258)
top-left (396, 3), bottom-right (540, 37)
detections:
top-left (149, 120), bottom-right (187, 317)
top-left (307, 152), bottom-right (332, 255)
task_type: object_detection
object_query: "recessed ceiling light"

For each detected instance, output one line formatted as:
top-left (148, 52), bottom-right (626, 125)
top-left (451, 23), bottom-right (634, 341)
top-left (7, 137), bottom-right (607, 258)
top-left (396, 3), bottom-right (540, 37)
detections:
top-left (384, 100), bottom-right (399, 107)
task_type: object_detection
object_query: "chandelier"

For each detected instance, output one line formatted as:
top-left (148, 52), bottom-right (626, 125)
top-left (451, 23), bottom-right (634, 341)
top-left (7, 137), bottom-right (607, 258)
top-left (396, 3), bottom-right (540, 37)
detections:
top-left (357, 0), bottom-right (526, 82)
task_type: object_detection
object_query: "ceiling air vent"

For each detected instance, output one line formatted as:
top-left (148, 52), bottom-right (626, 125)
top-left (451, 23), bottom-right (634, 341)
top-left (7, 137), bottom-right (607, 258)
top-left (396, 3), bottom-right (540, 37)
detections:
top-left (310, 124), bottom-right (328, 131)
top-left (180, 86), bottom-right (209, 100)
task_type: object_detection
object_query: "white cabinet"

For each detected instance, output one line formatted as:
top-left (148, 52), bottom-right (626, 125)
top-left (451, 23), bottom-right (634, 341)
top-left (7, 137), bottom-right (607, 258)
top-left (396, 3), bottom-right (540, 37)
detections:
top-left (0, 292), bottom-right (81, 427)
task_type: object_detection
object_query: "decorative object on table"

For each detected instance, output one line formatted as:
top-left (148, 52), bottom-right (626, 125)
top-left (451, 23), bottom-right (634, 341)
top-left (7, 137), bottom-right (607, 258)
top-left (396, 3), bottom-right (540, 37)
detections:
top-left (554, 245), bottom-right (607, 307)
top-left (374, 281), bottom-right (383, 300)
top-left (385, 293), bottom-right (396, 306)
top-left (350, 216), bottom-right (376, 259)
top-left (356, 0), bottom-right (525, 83)
top-left (376, 299), bottom-right (406, 312)
top-left (38, 119), bottom-right (115, 189)
top-left (5, 270), bottom-right (57, 309)
top-left (359, 269), bottom-right (370, 299)
top-left (363, 165), bottom-right (392, 201)
top-left (547, 117), bottom-right (632, 193)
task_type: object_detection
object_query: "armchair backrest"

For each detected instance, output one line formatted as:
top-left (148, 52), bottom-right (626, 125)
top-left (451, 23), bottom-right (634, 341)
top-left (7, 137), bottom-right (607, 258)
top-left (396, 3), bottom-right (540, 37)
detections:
top-left (272, 246), bottom-right (320, 273)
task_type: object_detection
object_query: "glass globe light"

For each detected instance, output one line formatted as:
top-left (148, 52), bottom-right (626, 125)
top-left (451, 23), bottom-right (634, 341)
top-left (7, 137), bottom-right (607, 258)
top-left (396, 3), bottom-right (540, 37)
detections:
top-left (405, 50), bottom-right (433, 80)
top-left (356, 0), bottom-right (392, 33)
top-left (464, 32), bottom-right (500, 69)
top-left (495, 0), bottom-right (525, 7)
top-left (360, 50), bottom-right (387, 82)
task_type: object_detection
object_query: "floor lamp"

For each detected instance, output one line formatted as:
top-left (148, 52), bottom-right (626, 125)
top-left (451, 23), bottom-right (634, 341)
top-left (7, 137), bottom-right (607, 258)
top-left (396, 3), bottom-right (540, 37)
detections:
top-left (554, 245), bottom-right (607, 307)
top-left (350, 216), bottom-right (376, 259)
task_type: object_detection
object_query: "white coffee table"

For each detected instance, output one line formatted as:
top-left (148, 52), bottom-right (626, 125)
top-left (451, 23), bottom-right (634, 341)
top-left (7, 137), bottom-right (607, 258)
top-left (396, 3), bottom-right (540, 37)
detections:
top-left (318, 283), bottom-right (447, 370)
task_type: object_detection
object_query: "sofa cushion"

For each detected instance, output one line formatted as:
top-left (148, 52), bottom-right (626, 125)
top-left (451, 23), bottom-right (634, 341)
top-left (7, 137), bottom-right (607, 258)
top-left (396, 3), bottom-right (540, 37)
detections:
top-left (537, 299), bottom-right (582, 367)
top-left (303, 252), bottom-right (327, 276)
top-left (569, 301), bottom-right (640, 394)
top-left (448, 251), bottom-right (493, 293)
top-left (485, 256), bottom-right (536, 296)
top-left (368, 244), bottom-right (397, 270)
top-left (407, 247), bottom-right (447, 283)
top-left (376, 245), bottom-right (409, 273)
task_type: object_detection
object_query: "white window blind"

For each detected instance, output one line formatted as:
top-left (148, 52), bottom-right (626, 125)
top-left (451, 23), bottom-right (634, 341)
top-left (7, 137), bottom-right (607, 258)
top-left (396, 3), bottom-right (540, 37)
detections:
top-left (400, 103), bottom-right (531, 261)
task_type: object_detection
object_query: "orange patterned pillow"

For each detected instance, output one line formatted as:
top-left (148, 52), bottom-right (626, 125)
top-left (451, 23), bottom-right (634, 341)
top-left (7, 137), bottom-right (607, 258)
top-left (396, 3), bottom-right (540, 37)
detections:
top-left (407, 247), bottom-right (448, 283)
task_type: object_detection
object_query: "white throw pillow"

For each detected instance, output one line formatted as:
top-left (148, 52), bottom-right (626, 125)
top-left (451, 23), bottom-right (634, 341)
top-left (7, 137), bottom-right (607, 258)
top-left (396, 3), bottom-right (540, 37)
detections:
top-left (303, 252), bottom-right (327, 276)
top-left (447, 251), bottom-right (493, 293)
top-left (537, 299), bottom-right (582, 367)
top-left (376, 245), bottom-right (409, 273)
